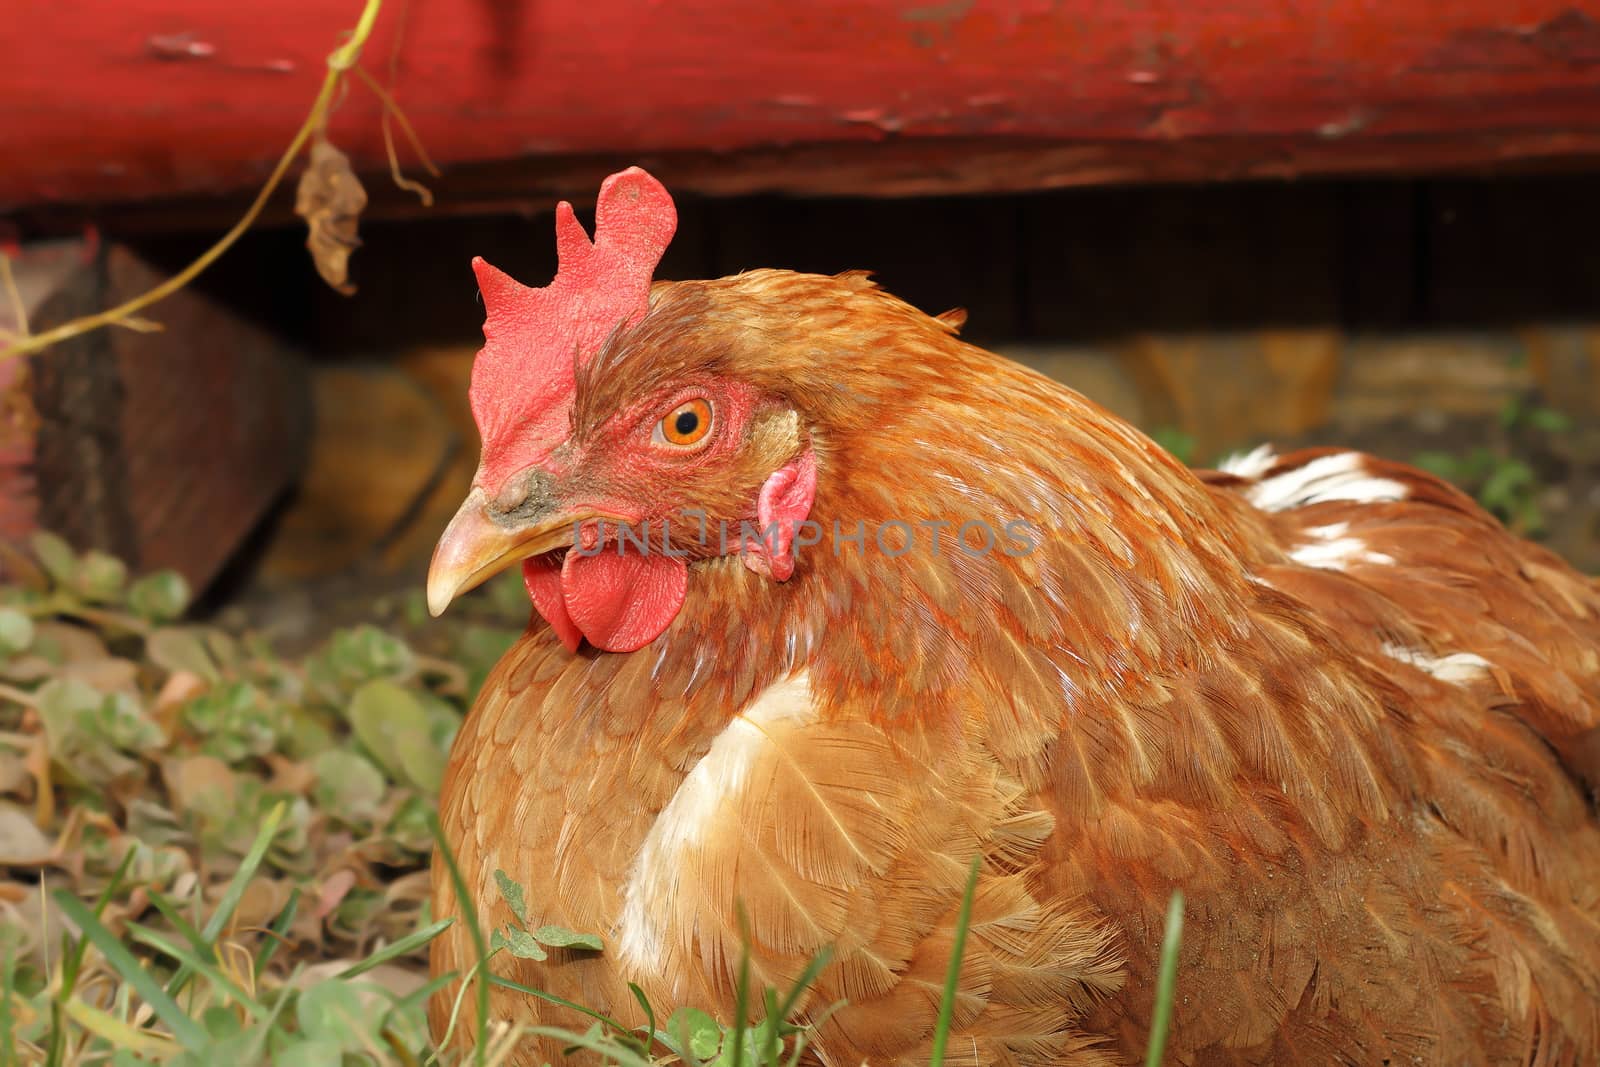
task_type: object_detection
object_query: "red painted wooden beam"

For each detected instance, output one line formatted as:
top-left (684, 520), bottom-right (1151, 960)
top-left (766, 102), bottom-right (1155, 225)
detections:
top-left (4, 0), bottom-right (1600, 209)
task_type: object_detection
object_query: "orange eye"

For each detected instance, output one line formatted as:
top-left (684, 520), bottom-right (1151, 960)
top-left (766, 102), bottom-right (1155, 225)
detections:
top-left (655, 398), bottom-right (713, 448)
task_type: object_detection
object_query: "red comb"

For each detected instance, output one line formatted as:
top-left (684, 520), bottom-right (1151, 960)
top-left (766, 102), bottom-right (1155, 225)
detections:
top-left (468, 167), bottom-right (677, 490)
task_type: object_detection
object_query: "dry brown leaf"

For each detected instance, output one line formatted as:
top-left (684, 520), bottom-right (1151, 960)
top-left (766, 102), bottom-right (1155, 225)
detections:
top-left (295, 138), bottom-right (368, 295)
top-left (58, 656), bottom-right (140, 692)
top-left (162, 754), bottom-right (236, 816)
top-left (265, 752), bottom-right (317, 795)
top-left (0, 747), bottom-right (28, 796)
top-left (2, 655), bottom-right (59, 682)
top-left (154, 669), bottom-right (208, 734)
top-left (233, 876), bottom-right (291, 930)
top-left (110, 885), bottom-right (152, 926)
top-left (383, 868), bottom-right (432, 908)
top-left (314, 867), bottom-right (357, 920)
top-left (295, 957), bottom-right (427, 999)
top-left (0, 885), bottom-right (71, 967)
top-left (155, 669), bottom-right (207, 710)
top-left (171, 869), bottom-right (198, 902)
top-left (0, 802), bottom-right (52, 863)
top-left (35, 621), bottom-right (109, 662)
top-left (353, 960), bottom-right (429, 998)
top-left (22, 733), bottom-right (51, 826)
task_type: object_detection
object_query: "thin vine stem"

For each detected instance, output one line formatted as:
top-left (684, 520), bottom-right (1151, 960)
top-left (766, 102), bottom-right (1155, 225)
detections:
top-left (0, 0), bottom-right (387, 363)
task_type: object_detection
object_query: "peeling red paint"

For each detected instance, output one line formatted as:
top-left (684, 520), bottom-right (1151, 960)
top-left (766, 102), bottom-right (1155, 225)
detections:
top-left (1419, 8), bottom-right (1600, 71)
top-left (146, 32), bottom-right (216, 61)
top-left (901, 0), bottom-right (978, 24)
top-left (1317, 109), bottom-right (1376, 140)
top-left (3, 0), bottom-right (1600, 208)
top-left (1534, 8), bottom-right (1600, 61)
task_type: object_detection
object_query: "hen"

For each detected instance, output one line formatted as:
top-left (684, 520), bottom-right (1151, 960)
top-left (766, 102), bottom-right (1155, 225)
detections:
top-left (425, 168), bottom-right (1600, 1066)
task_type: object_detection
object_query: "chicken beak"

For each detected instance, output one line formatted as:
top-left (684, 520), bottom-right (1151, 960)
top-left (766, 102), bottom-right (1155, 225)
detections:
top-left (426, 488), bottom-right (583, 617)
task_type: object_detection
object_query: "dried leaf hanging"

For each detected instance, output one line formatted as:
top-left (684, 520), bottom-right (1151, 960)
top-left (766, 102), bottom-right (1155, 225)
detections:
top-left (295, 138), bottom-right (368, 295)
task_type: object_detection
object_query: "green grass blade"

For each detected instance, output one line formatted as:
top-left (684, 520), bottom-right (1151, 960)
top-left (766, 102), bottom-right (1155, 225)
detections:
top-left (779, 999), bottom-right (845, 1067)
top-left (239, 960), bottom-right (299, 1064)
top-left (253, 886), bottom-right (301, 974)
top-left (427, 810), bottom-right (489, 1067)
top-left (486, 974), bottom-right (632, 1034)
top-left (337, 917), bottom-right (453, 979)
top-left (51, 890), bottom-right (209, 1052)
top-left (927, 856), bottom-right (981, 1067)
top-left (60, 846), bottom-right (138, 994)
top-left (628, 981), bottom-right (658, 1055)
top-left (389, 969), bottom-right (460, 1019)
top-left (201, 800), bottom-right (286, 943)
top-left (775, 945), bottom-right (832, 1025)
top-left (525, 1025), bottom-right (654, 1067)
top-left (431, 814), bottom-right (643, 1057)
top-left (142, 889), bottom-right (209, 955)
top-left (1143, 890), bottom-right (1185, 1067)
top-left (61, 998), bottom-right (175, 1058)
top-left (49, 847), bottom-right (141, 1067)
top-left (164, 800), bottom-right (286, 1001)
top-left (728, 927), bottom-right (751, 1067)
top-left (124, 923), bottom-right (267, 1019)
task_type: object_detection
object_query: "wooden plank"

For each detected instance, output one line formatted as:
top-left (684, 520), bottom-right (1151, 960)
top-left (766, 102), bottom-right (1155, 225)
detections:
top-left (4, 1), bottom-right (1600, 210)
top-left (0, 245), bottom-right (76, 547)
top-left (0, 240), bottom-right (311, 590)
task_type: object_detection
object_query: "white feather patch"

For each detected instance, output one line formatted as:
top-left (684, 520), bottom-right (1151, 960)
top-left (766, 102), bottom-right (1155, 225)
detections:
top-left (1383, 644), bottom-right (1492, 684)
top-left (1247, 452), bottom-right (1407, 512)
top-left (614, 672), bottom-right (816, 976)
top-left (1218, 443), bottom-right (1278, 480)
top-left (1289, 521), bottom-right (1395, 571)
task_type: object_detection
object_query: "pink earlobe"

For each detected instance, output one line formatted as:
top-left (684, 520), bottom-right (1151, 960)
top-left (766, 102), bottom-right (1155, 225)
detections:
top-left (745, 450), bottom-right (818, 582)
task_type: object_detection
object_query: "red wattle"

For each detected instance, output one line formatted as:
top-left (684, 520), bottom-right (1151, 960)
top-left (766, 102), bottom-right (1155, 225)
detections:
top-left (523, 554), bottom-right (583, 653)
top-left (562, 547), bottom-right (688, 653)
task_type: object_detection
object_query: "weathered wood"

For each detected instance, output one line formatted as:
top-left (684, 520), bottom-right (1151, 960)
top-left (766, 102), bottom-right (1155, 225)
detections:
top-left (0, 240), bottom-right (311, 589)
top-left (257, 362), bottom-right (467, 581)
top-left (4, 1), bottom-right (1600, 211)
top-left (1, 242), bottom-right (129, 554)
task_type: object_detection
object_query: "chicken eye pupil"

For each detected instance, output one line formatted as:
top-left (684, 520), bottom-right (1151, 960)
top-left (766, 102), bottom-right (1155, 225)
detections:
top-left (674, 410), bottom-right (700, 436)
